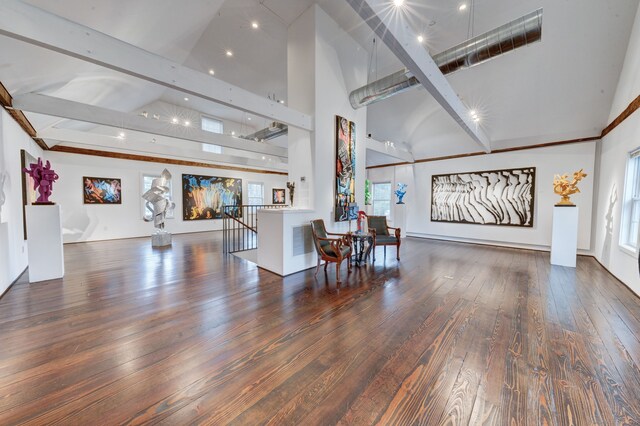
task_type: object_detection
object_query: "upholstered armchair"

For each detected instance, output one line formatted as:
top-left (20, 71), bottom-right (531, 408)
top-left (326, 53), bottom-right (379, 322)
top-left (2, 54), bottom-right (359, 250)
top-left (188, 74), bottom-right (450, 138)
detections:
top-left (310, 219), bottom-right (352, 284)
top-left (366, 215), bottom-right (401, 261)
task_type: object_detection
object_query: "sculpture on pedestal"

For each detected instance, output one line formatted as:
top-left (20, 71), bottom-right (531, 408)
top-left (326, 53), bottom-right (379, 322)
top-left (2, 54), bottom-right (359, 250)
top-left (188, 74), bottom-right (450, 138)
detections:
top-left (395, 183), bottom-right (407, 204)
top-left (287, 181), bottom-right (295, 207)
top-left (23, 158), bottom-right (59, 204)
top-left (553, 169), bottom-right (587, 206)
top-left (364, 179), bottom-right (372, 205)
top-left (142, 169), bottom-right (175, 247)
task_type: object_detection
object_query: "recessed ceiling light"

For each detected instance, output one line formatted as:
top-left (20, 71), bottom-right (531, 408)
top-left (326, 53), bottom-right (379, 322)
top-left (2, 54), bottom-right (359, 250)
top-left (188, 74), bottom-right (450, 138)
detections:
top-left (208, 69), bottom-right (215, 75)
top-left (393, 0), bottom-right (405, 7)
top-left (247, 117), bottom-right (251, 120)
top-left (184, 97), bottom-right (189, 101)
top-left (231, 131), bottom-right (236, 136)
top-left (251, 21), bottom-right (259, 29)
top-left (172, 117), bottom-right (179, 124)
top-left (458, 3), bottom-right (467, 11)
top-left (469, 109), bottom-right (477, 116)
top-left (184, 120), bottom-right (191, 126)
top-left (278, 100), bottom-right (285, 104)
top-left (226, 50), bottom-right (233, 57)
top-left (417, 34), bottom-right (424, 43)
top-left (117, 132), bottom-right (125, 139)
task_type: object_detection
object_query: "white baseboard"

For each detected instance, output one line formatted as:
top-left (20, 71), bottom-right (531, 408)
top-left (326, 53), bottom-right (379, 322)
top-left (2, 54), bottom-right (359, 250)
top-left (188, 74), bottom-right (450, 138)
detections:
top-left (406, 232), bottom-right (593, 256)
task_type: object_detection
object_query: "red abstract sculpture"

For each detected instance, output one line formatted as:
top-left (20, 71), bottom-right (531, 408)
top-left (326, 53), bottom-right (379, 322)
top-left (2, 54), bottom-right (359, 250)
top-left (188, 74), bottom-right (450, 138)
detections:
top-left (24, 158), bottom-right (59, 204)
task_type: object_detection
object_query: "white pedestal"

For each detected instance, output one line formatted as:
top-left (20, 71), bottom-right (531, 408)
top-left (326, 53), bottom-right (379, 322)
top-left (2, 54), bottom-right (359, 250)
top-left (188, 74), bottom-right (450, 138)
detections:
top-left (550, 206), bottom-right (579, 268)
top-left (26, 204), bottom-right (64, 283)
top-left (257, 208), bottom-right (316, 276)
top-left (152, 231), bottom-right (172, 247)
top-left (393, 203), bottom-right (407, 238)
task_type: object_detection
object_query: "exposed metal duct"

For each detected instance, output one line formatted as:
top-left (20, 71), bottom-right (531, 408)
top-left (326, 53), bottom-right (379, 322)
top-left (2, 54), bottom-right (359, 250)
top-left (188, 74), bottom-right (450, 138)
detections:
top-left (349, 8), bottom-right (543, 109)
top-left (241, 122), bottom-right (288, 142)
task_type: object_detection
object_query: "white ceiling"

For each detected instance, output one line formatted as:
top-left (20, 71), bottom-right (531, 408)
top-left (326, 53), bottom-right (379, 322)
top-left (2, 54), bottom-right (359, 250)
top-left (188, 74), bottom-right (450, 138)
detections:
top-left (0, 0), bottom-right (638, 166)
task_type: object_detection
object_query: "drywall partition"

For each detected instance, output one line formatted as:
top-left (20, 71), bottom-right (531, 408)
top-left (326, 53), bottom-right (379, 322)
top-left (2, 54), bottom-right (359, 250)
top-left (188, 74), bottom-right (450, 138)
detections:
top-left (287, 4), bottom-right (368, 226)
top-left (595, 5), bottom-right (640, 296)
top-left (45, 150), bottom-right (287, 243)
top-left (368, 141), bottom-right (597, 252)
top-left (314, 4), bottom-right (368, 225)
top-left (0, 109), bottom-right (44, 296)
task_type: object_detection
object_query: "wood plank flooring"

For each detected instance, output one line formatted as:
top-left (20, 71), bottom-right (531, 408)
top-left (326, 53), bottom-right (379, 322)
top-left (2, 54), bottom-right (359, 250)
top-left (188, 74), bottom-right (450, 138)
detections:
top-left (1, 232), bottom-right (640, 425)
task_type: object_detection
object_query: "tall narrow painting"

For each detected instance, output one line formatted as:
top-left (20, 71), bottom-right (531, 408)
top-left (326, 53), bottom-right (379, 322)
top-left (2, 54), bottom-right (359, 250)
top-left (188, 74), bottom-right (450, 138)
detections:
top-left (431, 167), bottom-right (536, 227)
top-left (20, 149), bottom-right (38, 239)
top-left (182, 174), bottom-right (242, 220)
top-left (335, 115), bottom-right (356, 221)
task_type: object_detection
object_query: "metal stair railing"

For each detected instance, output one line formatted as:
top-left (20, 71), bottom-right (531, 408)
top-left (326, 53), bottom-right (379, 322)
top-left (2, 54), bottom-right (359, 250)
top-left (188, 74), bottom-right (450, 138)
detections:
top-left (222, 204), bottom-right (287, 254)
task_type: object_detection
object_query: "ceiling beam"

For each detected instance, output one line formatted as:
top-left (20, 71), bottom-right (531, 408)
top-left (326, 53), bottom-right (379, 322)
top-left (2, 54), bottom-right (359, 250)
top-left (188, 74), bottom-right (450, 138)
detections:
top-left (0, 80), bottom-right (48, 149)
top-left (50, 146), bottom-right (288, 176)
top-left (12, 93), bottom-right (287, 158)
top-left (39, 128), bottom-right (287, 172)
top-left (345, 0), bottom-right (491, 153)
top-left (0, 0), bottom-right (313, 132)
top-left (366, 137), bottom-right (414, 163)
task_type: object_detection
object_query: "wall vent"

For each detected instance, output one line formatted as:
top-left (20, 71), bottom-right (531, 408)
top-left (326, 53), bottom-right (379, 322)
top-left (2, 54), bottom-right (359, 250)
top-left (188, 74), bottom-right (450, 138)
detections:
top-left (292, 225), bottom-right (313, 256)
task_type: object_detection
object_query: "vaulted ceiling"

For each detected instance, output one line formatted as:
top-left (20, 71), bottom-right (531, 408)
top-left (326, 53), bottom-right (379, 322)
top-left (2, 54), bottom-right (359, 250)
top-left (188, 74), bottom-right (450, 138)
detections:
top-left (0, 0), bottom-right (638, 168)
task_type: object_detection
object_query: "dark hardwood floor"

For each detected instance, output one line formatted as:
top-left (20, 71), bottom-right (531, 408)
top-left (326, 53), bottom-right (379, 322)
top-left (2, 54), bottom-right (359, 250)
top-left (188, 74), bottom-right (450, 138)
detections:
top-left (1, 232), bottom-right (640, 425)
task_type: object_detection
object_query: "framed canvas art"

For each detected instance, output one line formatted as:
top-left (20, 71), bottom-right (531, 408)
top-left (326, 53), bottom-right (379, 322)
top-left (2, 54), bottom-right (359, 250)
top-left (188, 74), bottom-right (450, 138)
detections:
top-left (431, 167), bottom-right (536, 227)
top-left (272, 188), bottom-right (286, 205)
top-left (182, 174), bottom-right (242, 220)
top-left (20, 149), bottom-right (38, 239)
top-left (83, 177), bottom-right (122, 204)
top-left (335, 115), bottom-right (356, 221)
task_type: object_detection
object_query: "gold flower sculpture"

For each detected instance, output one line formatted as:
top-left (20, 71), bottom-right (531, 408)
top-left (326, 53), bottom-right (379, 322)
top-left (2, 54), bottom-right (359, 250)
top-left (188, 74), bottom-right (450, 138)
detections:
top-left (553, 169), bottom-right (588, 206)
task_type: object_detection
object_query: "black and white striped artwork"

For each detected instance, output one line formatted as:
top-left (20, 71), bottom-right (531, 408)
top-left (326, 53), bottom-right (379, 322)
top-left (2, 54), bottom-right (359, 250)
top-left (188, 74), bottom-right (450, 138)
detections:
top-left (431, 167), bottom-right (535, 227)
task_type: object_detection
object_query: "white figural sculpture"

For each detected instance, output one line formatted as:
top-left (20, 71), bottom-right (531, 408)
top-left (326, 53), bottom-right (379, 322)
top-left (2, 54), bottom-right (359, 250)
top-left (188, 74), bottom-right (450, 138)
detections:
top-left (142, 169), bottom-right (175, 247)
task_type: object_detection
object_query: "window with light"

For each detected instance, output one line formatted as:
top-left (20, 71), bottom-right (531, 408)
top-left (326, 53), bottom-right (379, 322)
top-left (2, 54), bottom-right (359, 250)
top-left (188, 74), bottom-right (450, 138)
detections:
top-left (201, 115), bottom-right (223, 154)
top-left (247, 182), bottom-right (264, 205)
top-left (621, 150), bottom-right (640, 253)
top-left (372, 182), bottom-right (391, 217)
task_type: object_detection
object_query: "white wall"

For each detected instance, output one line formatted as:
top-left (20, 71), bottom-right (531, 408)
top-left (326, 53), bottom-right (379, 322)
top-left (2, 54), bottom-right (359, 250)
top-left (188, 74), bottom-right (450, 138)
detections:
top-left (314, 4), bottom-right (368, 229)
top-left (368, 141), bottom-right (597, 252)
top-left (0, 109), bottom-right (44, 295)
top-left (594, 5), bottom-right (640, 296)
top-left (287, 5), bottom-right (316, 209)
top-left (286, 5), bottom-right (368, 229)
top-left (45, 151), bottom-right (287, 243)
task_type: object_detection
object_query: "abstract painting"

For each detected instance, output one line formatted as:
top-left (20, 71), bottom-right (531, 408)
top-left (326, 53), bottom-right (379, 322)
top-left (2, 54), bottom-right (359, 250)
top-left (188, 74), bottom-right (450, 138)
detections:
top-left (272, 188), bottom-right (286, 205)
top-left (20, 149), bottom-right (38, 239)
top-left (182, 174), bottom-right (242, 220)
top-left (83, 177), bottom-right (122, 204)
top-left (335, 115), bottom-right (356, 221)
top-left (431, 167), bottom-right (536, 227)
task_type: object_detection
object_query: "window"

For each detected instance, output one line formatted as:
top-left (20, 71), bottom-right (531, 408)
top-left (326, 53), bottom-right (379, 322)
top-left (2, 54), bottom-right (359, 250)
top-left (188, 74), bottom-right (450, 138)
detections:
top-left (201, 116), bottom-right (223, 133)
top-left (621, 150), bottom-right (640, 252)
top-left (141, 174), bottom-right (173, 219)
top-left (372, 182), bottom-right (391, 217)
top-left (203, 144), bottom-right (222, 154)
top-left (201, 115), bottom-right (223, 154)
top-left (247, 182), bottom-right (264, 205)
